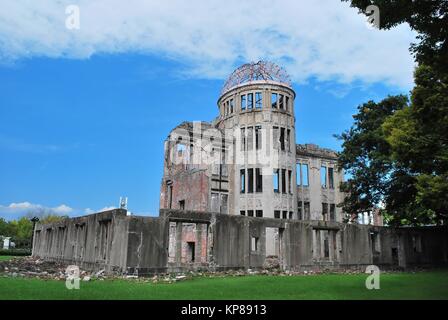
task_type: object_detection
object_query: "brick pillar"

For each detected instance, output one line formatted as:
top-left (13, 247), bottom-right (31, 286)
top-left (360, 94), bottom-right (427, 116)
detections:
top-left (195, 223), bottom-right (202, 263)
top-left (176, 222), bottom-right (182, 264)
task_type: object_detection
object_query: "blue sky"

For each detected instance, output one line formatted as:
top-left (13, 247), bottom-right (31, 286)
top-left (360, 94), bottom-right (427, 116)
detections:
top-left (0, 1), bottom-right (415, 220)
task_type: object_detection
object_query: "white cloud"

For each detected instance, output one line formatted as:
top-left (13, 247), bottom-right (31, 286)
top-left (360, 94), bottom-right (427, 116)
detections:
top-left (0, 0), bottom-right (416, 88)
top-left (8, 202), bottom-right (34, 209)
top-left (53, 204), bottom-right (73, 214)
top-left (84, 208), bottom-right (95, 215)
top-left (0, 202), bottom-right (120, 220)
top-left (99, 206), bottom-right (116, 212)
top-left (0, 202), bottom-right (74, 220)
top-left (84, 206), bottom-right (116, 214)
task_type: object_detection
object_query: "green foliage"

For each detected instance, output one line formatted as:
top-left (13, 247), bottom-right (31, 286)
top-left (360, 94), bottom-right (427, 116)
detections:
top-left (38, 214), bottom-right (68, 225)
top-left (0, 249), bottom-right (31, 256)
top-left (0, 214), bottom-right (68, 241)
top-left (336, 95), bottom-right (409, 219)
top-left (9, 218), bottom-right (33, 240)
top-left (338, 67), bottom-right (447, 225)
top-left (0, 256), bottom-right (14, 261)
top-left (0, 218), bottom-right (14, 237)
top-left (415, 174), bottom-right (448, 219)
top-left (384, 65), bottom-right (448, 175)
top-left (338, 2), bottom-right (448, 225)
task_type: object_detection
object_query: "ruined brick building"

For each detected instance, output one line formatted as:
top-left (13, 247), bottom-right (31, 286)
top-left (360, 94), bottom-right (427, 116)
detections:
top-left (32, 62), bottom-right (448, 275)
top-left (160, 62), bottom-right (346, 222)
top-left (159, 61), bottom-right (349, 257)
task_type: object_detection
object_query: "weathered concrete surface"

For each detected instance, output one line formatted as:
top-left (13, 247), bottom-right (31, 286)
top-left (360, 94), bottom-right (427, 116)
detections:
top-left (32, 209), bottom-right (129, 273)
top-left (126, 216), bottom-right (169, 275)
top-left (33, 209), bottom-right (448, 275)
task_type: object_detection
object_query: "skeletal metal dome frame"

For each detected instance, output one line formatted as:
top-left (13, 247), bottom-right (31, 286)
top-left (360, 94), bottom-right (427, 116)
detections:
top-left (221, 61), bottom-right (292, 95)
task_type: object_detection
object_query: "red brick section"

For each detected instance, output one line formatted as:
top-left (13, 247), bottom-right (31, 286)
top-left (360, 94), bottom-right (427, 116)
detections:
top-left (160, 170), bottom-right (210, 211)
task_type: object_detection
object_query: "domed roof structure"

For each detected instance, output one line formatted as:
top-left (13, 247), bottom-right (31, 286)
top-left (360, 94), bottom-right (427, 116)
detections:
top-left (221, 61), bottom-right (291, 95)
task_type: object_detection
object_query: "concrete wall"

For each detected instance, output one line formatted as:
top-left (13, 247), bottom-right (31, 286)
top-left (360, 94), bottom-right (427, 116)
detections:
top-left (126, 216), bottom-right (169, 275)
top-left (397, 226), bottom-right (448, 267)
top-left (32, 209), bottom-right (129, 273)
top-left (33, 209), bottom-right (448, 275)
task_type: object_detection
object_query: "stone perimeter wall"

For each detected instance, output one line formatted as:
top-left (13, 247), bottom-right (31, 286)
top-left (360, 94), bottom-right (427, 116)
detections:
top-left (32, 209), bottom-right (448, 275)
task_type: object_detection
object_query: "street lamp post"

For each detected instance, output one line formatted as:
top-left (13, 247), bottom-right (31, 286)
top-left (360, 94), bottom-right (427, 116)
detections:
top-left (30, 217), bottom-right (39, 253)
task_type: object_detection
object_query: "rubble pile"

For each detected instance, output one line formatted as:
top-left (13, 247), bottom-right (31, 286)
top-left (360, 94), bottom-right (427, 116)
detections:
top-left (0, 256), bottom-right (107, 281)
top-left (262, 255), bottom-right (281, 271)
top-left (0, 256), bottom-right (419, 283)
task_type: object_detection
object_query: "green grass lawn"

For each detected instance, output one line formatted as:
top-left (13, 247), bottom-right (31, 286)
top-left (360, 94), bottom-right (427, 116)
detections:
top-left (0, 271), bottom-right (447, 300)
top-left (0, 256), bottom-right (13, 261)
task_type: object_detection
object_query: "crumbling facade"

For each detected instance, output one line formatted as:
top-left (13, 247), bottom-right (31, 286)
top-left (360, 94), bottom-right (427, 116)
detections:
top-left (160, 62), bottom-right (347, 225)
top-left (32, 62), bottom-right (447, 274)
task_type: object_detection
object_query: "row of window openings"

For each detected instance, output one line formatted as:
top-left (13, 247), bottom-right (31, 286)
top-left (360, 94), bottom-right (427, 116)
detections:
top-left (296, 163), bottom-right (335, 189)
top-left (273, 169), bottom-right (293, 194)
top-left (274, 210), bottom-right (294, 219)
top-left (240, 210), bottom-right (293, 220)
top-left (322, 203), bottom-right (337, 221)
top-left (297, 202), bottom-right (336, 221)
top-left (240, 168), bottom-right (263, 193)
top-left (297, 201), bottom-right (310, 220)
top-left (240, 168), bottom-right (293, 194)
top-left (240, 126), bottom-right (291, 152)
top-left (177, 143), bottom-right (225, 157)
top-left (240, 210), bottom-right (263, 217)
top-left (223, 92), bottom-right (290, 116)
top-left (296, 163), bottom-right (309, 186)
top-left (175, 143), bottom-right (229, 176)
top-left (240, 205), bottom-right (336, 221)
top-left (320, 166), bottom-right (335, 189)
top-left (179, 143), bottom-right (333, 190)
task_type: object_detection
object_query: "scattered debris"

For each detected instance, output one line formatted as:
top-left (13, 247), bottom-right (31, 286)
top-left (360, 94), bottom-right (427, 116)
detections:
top-left (0, 256), bottom-right (431, 283)
top-left (263, 256), bottom-right (280, 270)
top-left (0, 256), bottom-right (110, 281)
top-left (95, 269), bottom-right (105, 277)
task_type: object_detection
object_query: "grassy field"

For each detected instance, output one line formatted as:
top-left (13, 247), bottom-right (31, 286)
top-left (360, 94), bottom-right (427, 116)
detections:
top-left (0, 271), bottom-right (447, 300)
top-left (0, 256), bottom-right (13, 261)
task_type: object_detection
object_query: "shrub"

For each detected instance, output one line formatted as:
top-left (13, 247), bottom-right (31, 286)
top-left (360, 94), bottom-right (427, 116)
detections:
top-left (0, 248), bottom-right (31, 256)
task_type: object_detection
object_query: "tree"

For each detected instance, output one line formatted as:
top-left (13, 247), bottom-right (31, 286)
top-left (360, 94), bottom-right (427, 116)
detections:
top-left (335, 95), bottom-right (410, 223)
top-left (14, 217), bottom-right (33, 240)
top-left (337, 67), bottom-right (447, 226)
top-left (0, 214), bottom-right (68, 241)
top-left (24, 207), bottom-right (69, 225)
top-left (383, 65), bottom-right (448, 175)
top-left (382, 65), bottom-right (448, 224)
top-left (38, 214), bottom-right (68, 225)
top-left (338, 1), bottom-right (448, 226)
top-left (0, 218), bottom-right (13, 237)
